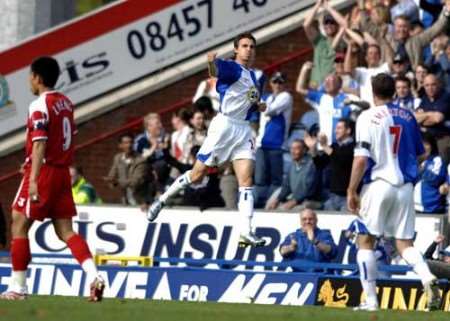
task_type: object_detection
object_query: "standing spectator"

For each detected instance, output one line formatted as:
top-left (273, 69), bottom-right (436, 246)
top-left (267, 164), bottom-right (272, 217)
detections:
top-left (266, 140), bottom-right (320, 210)
top-left (427, 38), bottom-right (450, 92)
top-left (134, 113), bottom-right (171, 192)
top-left (193, 77), bottom-right (220, 112)
top-left (170, 108), bottom-right (192, 164)
top-left (394, 76), bottom-right (421, 111)
top-left (386, 6), bottom-right (450, 69)
top-left (303, 0), bottom-right (347, 87)
top-left (415, 74), bottom-right (450, 163)
top-left (105, 133), bottom-right (155, 209)
top-left (255, 71), bottom-right (293, 206)
top-left (70, 166), bottom-right (101, 204)
top-left (344, 43), bottom-right (390, 106)
top-left (391, 53), bottom-right (415, 79)
top-left (297, 62), bottom-right (357, 145)
top-left (414, 133), bottom-right (447, 213)
top-left (187, 109), bottom-right (208, 151)
top-left (279, 208), bottom-right (338, 271)
top-left (305, 119), bottom-right (355, 211)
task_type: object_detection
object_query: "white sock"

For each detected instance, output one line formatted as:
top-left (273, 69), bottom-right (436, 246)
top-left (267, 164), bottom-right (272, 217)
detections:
top-left (401, 247), bottom-right (435, 285)
top-left (357, 249), bottom-right (379, 306)
top-left (159, 170), bottom-right (192, 203)
top-left (238, 187), bottom-right (254, 235)
top-left (11, 270), bottom-right (27, 293)
top-left (81, 259), bottom-right (99, 283)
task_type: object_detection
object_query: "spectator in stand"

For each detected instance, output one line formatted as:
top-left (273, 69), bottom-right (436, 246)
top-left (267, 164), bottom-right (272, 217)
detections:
top-left (390, 0), bottom-right (420, 23)
top-left (279, 208), bottom-right (337, 272)
top-left (426, 37), bottom-right (450, 92)
top-left (303, 0), bottom-right (347, 87)
top-left (134, 113), bottom-right (171, 192)
top-left (193, 77), bottom-right (220, 112)
top-left (188, 109), bottom-right (208, 151)
top-left (415, 74), bottom-right (450, 163)
top-left (391, 53), bottom-right (415, 79)
top-left (70, 166), bottom-right (101, 204)
top-left (297, 62), bottom-right (358, 145)
top-left (193, 96), bottom-right (216, 126)
top-left (355, 1), bottom-right (391, 44)
top-left (412, 63), bottom-right (429, 97)
top-left (219, 164), bottom-right (238, 210)
top-left (105, 133), bottom-right (155, 209)
top-left (386, 5), bottom-right (450, 69)
top-left (424, 234), bottom-right (450, 279)
top-left (394, 76), bottom-right (421, 111)
top-left (266, 139), bottom-right (320, 210)
top-left (414, 133), bottom-right (448, 213)
top-left (170, 108), bottom-right (192, 165)
top-left (304, 119), bottom-right (355, 211)
top-left (254, 71), bottom-right (293, 207)
top-left (344, 43), bottom-right (392, 106)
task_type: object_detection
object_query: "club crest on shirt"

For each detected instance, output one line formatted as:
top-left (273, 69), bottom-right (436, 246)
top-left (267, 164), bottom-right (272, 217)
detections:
top-left (247, 86), bottom-right (260, 103)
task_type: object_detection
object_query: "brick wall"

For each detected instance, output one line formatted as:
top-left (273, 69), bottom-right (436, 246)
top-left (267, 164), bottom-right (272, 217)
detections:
top-left (0, 26), bottom-right (313, 209)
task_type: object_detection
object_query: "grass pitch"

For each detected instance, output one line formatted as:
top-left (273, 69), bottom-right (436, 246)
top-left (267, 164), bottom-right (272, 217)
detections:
top-left (0, 296), bottom-right (447, 321)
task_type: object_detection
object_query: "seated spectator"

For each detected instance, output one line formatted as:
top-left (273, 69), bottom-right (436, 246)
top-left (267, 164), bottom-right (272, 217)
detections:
top-left (105, 133), bottom-right (155, 209)
top-left (414, 133), bottom-right (447, 213)
top-left (424, 234), bottom-right (450, 279)
top-left (303, 0), bottom-right (347, 87)
top-left (255, 71), bottom-right (293, 207)
top-left (279, 208), bottom-right (338, 272)
top-left (394, 76), bottom-right (421, 111)
top-left (415, 74), bottom-right (450, 163)
top-left (70, 166), bottom-right (101, 204)
top-left (305, 118), bottom-right (355, 211)
top-left (265, 139), bottom-right (320, 210)
top-left (297, 62), bottom-right (358, 145)
top-left (192, 77), bottom-right (220, 112)
top-left (134, 113), bottom-right (171, 192)
top-left (170, 108), bottom-right (192, 164)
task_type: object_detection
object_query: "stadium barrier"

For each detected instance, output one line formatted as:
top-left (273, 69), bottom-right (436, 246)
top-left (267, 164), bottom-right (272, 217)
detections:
top-left (0, 260), bottom-right (448, 311)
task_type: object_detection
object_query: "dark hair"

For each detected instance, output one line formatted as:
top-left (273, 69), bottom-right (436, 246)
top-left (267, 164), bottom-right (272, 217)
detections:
top-left (395, 76), bottom-right (411, 88)
top-left (30, 56), bottom-right (60, 88)
top-left (194, 97), bottom-right (214, 116)
top-left (190, 145), bottom-right (201, 158)
top-left (175, 108), bottom-right (193, 123)
top-left (372, 73), bottom-right (395, 99)
top-left (233, 32), bottom-right (256, 49)
top-left (422, 132), bottom-right (439, 156)
top-left (337, 118), bottom-right (354, 135)
top-left (118, 133), bottom-right (134, 142)
top-left (366, 43), bottom-right (381, 55)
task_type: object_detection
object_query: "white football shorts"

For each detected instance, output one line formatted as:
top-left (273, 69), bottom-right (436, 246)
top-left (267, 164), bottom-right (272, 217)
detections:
top-left (359, 179), bottom-right (415, 239)
top-left (196, 113), bottom-right (255, 167)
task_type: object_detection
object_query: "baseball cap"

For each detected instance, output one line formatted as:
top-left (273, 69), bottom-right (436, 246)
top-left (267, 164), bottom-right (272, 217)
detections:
top-left (393, 53), bottom-right (408, 63)
top-left (323, 14), bottom-right (337, 25)
top-left (270, 71), bottom-right (286, 83)
top-left (439, 245), bottom-right (450, 256)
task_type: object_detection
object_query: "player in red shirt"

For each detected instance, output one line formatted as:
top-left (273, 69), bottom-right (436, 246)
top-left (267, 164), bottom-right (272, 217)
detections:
top-left (0, 56), bottom-right (105, 301)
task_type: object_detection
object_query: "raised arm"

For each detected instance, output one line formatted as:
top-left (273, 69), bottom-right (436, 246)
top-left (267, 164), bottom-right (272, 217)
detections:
top-left (207, 52), bottom-right (217, 77)
top-left (296, 61), bottom-right (313, 96)
top-left (323, 0), bottom-right (348, 28)
top-left (303, 0), bottom-right (323, 42)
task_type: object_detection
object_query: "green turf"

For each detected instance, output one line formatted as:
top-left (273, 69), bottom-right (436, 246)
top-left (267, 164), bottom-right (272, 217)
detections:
top-left (0, 297), bottom-right (447, 321)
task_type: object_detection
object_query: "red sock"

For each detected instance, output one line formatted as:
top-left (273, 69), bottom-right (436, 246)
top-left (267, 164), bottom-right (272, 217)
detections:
top-left (11, 238), bottom-right (31, 271)
top-left (67, 234), bottom-right (93, 264)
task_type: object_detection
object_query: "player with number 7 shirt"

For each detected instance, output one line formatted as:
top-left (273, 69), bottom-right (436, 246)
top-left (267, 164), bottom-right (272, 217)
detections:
top-left (346, 73), bottom-right (441, 311)
top-left (1, 57), bottom-right (105, 302)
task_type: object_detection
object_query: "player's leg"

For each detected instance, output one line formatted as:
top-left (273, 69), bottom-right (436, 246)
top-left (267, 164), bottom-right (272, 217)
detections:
top-left (391, 183), bottom-right (440, 310)
top-left (355, 234), bottom-right (379, 311)
top-left (1, 210), bottom-right (33, 299)
top-left (232, 158), bottom-right (265, 247)
top-left (147, 160), bottom-right (209, 221)
top-left (52, 218), bottom-right (105, 302)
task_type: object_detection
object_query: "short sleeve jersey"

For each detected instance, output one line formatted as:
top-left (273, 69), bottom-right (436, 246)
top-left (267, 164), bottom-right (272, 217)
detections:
top-left (25, 91), bottom-right (76, 167)
top-left (215, 59), bottom-right (263, 121)
top-left (354, 103), bottom-right (424, 186)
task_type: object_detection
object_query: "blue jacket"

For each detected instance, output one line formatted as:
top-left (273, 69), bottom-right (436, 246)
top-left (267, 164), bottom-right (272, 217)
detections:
top-left (279, 228), bottom-right (337, 271)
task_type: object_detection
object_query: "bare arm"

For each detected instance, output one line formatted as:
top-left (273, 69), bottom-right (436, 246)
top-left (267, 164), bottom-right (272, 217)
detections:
top-left (323, 0), bottom-right (348, 28)
top-left (207, 52), bottom-right (217, 77)
top-left (29, 140), bottom-right (46, 202)
top-left (347, 156), bottom-right (367, 214)
top-left (345, 28), bottom-right (365, 47)
top-left (303, 0), bottom-right (322, 42)
top-left (332, 26), bottom-right (346, 49)
top-left (296, 61), bottom-right (313, 96)
top-left (344, 42), bottom-right (355, 75)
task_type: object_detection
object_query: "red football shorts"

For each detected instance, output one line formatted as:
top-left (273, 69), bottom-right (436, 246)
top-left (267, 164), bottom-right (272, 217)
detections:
top-left (12, 164), bottom-right (77, 221)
